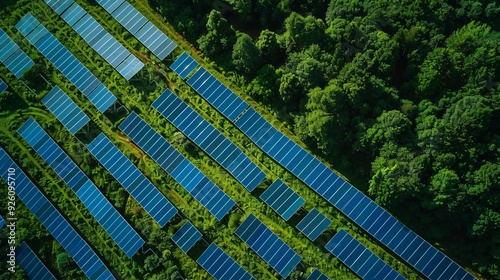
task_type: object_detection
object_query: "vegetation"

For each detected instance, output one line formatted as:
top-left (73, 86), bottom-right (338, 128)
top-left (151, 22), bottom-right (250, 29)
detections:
top-left (0, 0), bottom-right (497, 280)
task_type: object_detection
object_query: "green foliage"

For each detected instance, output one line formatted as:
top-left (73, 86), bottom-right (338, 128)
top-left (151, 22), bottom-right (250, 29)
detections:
top-left (198, 10), bottom-right (236, 56)
top-left (232, 32), bottom-right (262, 75)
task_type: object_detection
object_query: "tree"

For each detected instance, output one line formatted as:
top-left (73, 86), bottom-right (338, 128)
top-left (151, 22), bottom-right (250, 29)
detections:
top-left (363, 110), bottom-right (412, 153)
top-left (278, 72), bottom-right (302, 107)
top-left (232, 33), bottom-right (262, 75)
top-left (198, 10), bottom-right (236, 56)
top-left (247, 64), bottom-right (278, 101)
top-left (283, 12), bottom-right (326, 52)
top-left (256, 29), bottom-right (281, 65)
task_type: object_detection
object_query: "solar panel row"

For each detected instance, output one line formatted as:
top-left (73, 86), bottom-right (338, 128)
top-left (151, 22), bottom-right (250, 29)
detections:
top-left (16, 13), bottom-right (117, 113)
top-left (296, 208), bottom-right (331, 241)
top-left (44, 1), bottom-right (144, 80)
top-left (18, 118), bottom-right (144, 258)
top-left (0, 215), bottom-right (5, 228)
top-left (0, 148), bottom-right (114, 280)
top-left (235, 214), bottom-right (302, 278)
top-left (44, 0), bottom-right (72, 15)
top-left (325, 230), bottom-right (406, 280)
top-left (87, 133), bottom-right (178, 227)
top-left (187, 67), bottom-right (249, 122)
top-left (197, 243), bottom-right (256, 280)
top-left (0, 78), bottom-right (7, 93)
top-left (170, 52), bottom-right (199, 79)
top-left (152, 89), bottom-right (266, 192)
top-left (260, 179), bottom-right (305, 221)
top-left (41, 86), bottom-right (90, 135)
top-left (0, 28), bottom-right (34, 78)
top-left (307, 268), bottom-right (330, 280)
top-left (95, 0), bottom-right (176, 60)
top-left (171, 221), bottom-right (202, 253)
top-left (118, 112), bottom-right (235, 220)
top-left (16, 242), bottom-right (57, 280)
top-left (181, 64), bottom-right (476, 280)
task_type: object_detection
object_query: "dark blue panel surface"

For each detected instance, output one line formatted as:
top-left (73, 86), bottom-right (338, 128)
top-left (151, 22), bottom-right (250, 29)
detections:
top-left (197, 243), bottom-right (256, 280)
top-left (0, 78), bottom-right (7, 93)
top-left (235, 214), bottom-right (302, 278)
top-left (0, 149), bottom-right (114, 280)
top-left (296, 208), bottom-right (332, 241)
top-left (260, 179), bottom-right (305, 221)
top-left (171, 221), bottom-right (202, 253)
top-left (119, 112), bottom-right (235, 220)
top-left (307, 268), bottom-right (330, 280)
top-left (170, 52), bottom-right (199, 79)
top-left (18, 118), bottom-right (144, 258)
top-left (16, 242), bottom-right (56, 280)
top-left (0, 29), bottom-right (34, 78)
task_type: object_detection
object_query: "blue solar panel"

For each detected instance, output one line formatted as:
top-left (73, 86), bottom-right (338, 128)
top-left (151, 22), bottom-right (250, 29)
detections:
top-left (16, 13), bottom-right (117, 113)
top-left (152, 89), bottom-right (266, 192)
top-left (87, 133), bottom-right (178, 227)
top-left (307, 268), bottom-right (330, 280)
top-left (44, 0), bottom-right (72, 15)
top-left (0, 28), bottom-right (34, 78)
top-left (197, 243), bottom-right (256, 280)
top-left (296, 208), bottom-right (331, 241)
top-left (17, 118), bottom-right (144, 258)
top-left (96, 0), bottom-right (176, 60)
top-left (0, 216), bottom-right (5, 228)
top-left (184, 64), bottom-right (476, 280)
top-left (235, 214), bottom-right (302, 278)
top-left (260, 179), bottom-right (305, 221)
top-left (49, 2), bottom-right (144, 80)
top-left (187, 67), bottom-right (249, 122)
top-left (16, 242), bottom-right (57, 280)
top-left (0, 148), bottom-right (114, 280)
top-left (0, 78), bottom-right (7, 93)
top-left (326, 230), bottom-right (406, 280)
top-left (118, 112), bottom-right (235, 220)
top-left (171, 221), bottom-right (202, 253)
top-left (42, 86), bottom-right (90, 134)
top-left (170, 52), bottom-right (199, 79)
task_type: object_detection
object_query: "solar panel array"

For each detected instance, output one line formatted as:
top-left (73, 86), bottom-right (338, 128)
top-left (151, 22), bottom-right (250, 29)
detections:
top-left (16, 13), bottom-right (117, 113)
top-left (296, 208), bottom-right (331, 241)
top-left (87, 133), bottom-right (178, 227)
top-left (152, 89), bottom-right (266, 192)
top-left (0, 148), bottom-right (114, 280)
top-left (95, 0), bottom-right (176, 60)
top-left (187, 67), bottom-right (250, 122)
top-left (41, 86), bottom-right (90, 134)
top-left (307, 268), bottom-right (330, 280)
top-left (16, 242), bottom-right (57, 280)
top-left (18, 118), bottom-right (144, 258)
top-left (197, 243), bottom-right (256, 280)
top-left (118, 112), bottom-right (235, 220)
top-left (44, 1), bottom-right (144, 80)
top-left (170, 52), bottom-right (199, 79)
top-left (235, 214), bottom-right (302, 278)
top-left (0, 215), bottom-right (5, 228)
top-left (325, 230), bottom-right (406, 280)
top-left (0, 78), bottom-right (7, 93)
top-left (0, 28), bottom-right (34, 78)
top-left (180, 66), bottom-right (477, 280)
top-left (171, 221), bottom-right (202, 253)
top-left (260, 179), bottom-right (305, 221)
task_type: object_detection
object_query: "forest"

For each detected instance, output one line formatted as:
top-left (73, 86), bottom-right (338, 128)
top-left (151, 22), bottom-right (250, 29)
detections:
top-left (149, 0), bottom-right (500, 278)
top-left (0, 0), bottom-right (497, 279)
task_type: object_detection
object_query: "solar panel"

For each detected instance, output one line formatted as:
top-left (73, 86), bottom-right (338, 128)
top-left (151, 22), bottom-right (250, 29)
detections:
top-left (260, 179), bottom-right (305, 221)
top-left (16, 13), bottom-right (117, 113)
top-left (0, 216), bottom-right (5, 228)
top-left (118, 112), bottom-right (235, 220)
top-left (41, 86), bottom-right (90, 134)
top-left (187, 67), bottom-right (249, 122)
top-left (0, 148), bottom-right (115, 280)
top-left (171, 221), bottom-right (202, 253)
top-left (197, 243), bottom-right (256, 280)
top-left (95, 0), bottom-right (177, 60)
top-left (170, 52), bottom-right (199, 79)
top-left (0, 28), bottom-right (34, 78)
top-left (44, 0), bottom-right (72, 15)
top-left (48, 2), bottom-right (144, 80)
top-left (307, 268), bottom-right (330, 280)
top-left (183, 64), bottom-right (477, 280)
top-left (0, 78), bottom-right (7, 93)
top-left (235, 214), bottom-right (302, 278)
top-left (87, 133), bottom-right (178, 227)
top-left (17, 118), bottom-right (144, 258)
top-left (16, 242), bottom-right (57, 280)
top-left (152, 89), bottom-right (266, 192)
top-left (296, 208), bottom-right (331, 241)
top-left (326, 230), bottom-right (406, 280)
